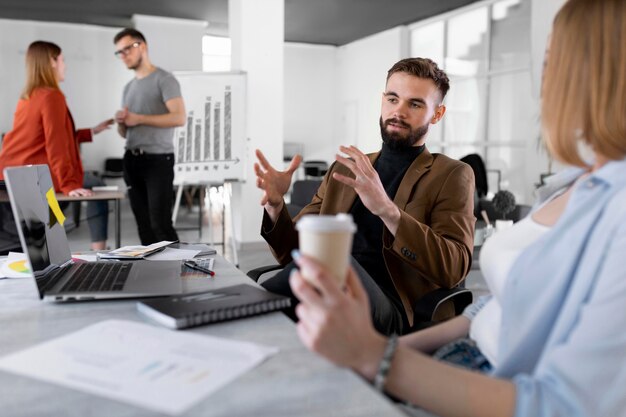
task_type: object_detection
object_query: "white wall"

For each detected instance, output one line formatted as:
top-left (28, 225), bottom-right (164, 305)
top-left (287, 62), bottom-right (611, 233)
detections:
top-left (335, 27), bottom-right (410, 154)
top-left (521, 0), bottom-right (567, 201)
top-left (132, 15), bottom-right (205, 72)
top-left (0, 19), bottom-right (129, 172)
top-left (284, 43), bottom-right (337, 162)
top-left (530, 0), bottom-right (567, 98)
top-left (229, 0), bottom-right (284, 244)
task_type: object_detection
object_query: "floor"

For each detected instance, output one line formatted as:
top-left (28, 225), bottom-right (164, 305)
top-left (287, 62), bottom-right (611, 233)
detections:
top-left (65, 190), bottom-right (488, 297)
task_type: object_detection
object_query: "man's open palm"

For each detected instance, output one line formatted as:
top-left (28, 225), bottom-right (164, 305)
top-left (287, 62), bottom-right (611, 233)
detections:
top-left (254, 149), bottom-right (302, 207)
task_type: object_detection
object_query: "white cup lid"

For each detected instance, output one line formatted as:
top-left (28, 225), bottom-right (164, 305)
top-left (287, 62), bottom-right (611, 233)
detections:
top-left (296, 214), bottom-right (356, 233)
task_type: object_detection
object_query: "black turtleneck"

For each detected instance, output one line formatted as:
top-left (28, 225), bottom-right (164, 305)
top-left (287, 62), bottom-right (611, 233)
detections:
top-left (350, 142), bottom-right (425, 306)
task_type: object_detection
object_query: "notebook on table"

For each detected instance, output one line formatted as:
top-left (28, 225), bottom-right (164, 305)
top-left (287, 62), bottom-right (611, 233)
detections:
top-left (97, 240), bottom-right (176, 260)
top-left (3, 164), bottom-right (187, 302)
top-left (170, 242), bottom-right (216, 257)
top-left (137, 284), bottom-right (292, 329)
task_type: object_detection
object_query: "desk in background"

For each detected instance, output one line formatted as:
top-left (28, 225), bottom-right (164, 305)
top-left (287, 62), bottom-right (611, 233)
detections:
top-left (0, 254), bottom-right (403, 417)
top-left (57, 191), bottom-right (125, 248)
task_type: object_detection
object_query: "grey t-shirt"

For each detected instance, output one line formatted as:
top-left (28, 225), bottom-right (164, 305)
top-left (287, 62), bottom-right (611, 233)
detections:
top-left (122, 67), bottom-right (181, 153)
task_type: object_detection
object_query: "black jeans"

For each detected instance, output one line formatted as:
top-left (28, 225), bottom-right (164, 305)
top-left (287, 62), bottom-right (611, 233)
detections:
top-left (261, 257), bottom-right (408, 336)
top-left (123, 151), bottom-right (179, 245)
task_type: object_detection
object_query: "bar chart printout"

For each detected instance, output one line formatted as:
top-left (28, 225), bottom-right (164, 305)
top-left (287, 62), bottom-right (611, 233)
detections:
top-left (173, 72), bottom-right (246, 185)
top-left (0, 320), bottom-right (276, 415)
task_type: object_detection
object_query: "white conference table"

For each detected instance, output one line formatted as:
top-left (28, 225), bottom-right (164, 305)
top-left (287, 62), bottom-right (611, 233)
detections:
top-left (0, 254), bottom-right (405, 417)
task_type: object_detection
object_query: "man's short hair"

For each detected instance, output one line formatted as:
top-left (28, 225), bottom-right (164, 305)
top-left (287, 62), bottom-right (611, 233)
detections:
top-left (387, 58), bottom-right (450, 101)
top-left (113, 28), bottom-right (147, 44)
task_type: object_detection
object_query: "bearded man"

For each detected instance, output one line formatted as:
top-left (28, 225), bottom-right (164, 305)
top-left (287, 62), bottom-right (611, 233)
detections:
top-left (254, 58), bottom-right (475, 335)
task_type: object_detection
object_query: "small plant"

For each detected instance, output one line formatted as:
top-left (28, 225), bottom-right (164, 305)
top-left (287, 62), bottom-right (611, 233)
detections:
top-left (492, 190), bottom-right (516, 220)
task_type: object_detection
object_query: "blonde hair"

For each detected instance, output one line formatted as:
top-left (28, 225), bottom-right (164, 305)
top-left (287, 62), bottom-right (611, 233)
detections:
top-left (542, 0), bottom-right (626, 166)
top-left (21, 41), bottom-right (62, 99)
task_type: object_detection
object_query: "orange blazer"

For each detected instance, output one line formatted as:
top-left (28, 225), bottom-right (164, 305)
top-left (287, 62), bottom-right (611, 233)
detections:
top-left (0, 88), bottom-right (91, 194)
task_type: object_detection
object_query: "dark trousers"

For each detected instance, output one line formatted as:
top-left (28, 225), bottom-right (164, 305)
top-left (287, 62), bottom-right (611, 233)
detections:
top-left (261, 257), bottom-right (408, 336)
top-left (123, 151), bottom-right (179, 245)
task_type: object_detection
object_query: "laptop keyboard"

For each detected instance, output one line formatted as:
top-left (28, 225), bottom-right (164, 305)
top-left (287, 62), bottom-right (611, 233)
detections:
top-left (60, 262), bottom-right (132, 293)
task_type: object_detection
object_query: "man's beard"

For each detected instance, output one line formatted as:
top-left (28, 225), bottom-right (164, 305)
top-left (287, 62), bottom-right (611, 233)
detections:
top-left (127, 56), bottom-right (142, 70)
top-left (379, 117), bottom-right (429, 150)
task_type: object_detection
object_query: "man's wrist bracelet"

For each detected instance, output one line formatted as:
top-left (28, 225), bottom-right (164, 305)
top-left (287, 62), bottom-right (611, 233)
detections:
top-left (373, 334), bottom-right (398, 392)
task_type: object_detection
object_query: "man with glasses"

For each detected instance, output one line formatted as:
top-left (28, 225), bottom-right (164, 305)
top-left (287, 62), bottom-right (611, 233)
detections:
top-left (113, 28), bottom-right (185, 245)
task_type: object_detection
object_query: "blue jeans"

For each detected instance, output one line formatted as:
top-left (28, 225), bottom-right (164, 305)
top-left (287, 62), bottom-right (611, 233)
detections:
top-left (83, 172), bottom-right (108, 242)
top-left (432, 337), bottom-right (493, 373)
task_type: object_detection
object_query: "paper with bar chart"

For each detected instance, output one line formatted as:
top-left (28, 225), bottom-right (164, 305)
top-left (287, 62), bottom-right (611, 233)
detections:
top-left (0, 320), bottom-right (277, 415)
top-left (173, 72), bottom-right (246, 186)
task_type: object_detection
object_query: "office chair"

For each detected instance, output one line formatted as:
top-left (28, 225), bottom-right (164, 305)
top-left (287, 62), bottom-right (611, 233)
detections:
top-left (460, 153), bottom-right (503, 198)
top-left (247, 264), bottom-right (472, 333)
top-left (101, 158), bottom-right (124, 180)
top-left (247, 175), bottom-right (473, 333)
top-left (460, 162), bottom-right (531, 225)
top-left (460, 153), bottom-right (488, 198)
top-left (478, 199), bottom-right (532, 224)
top-left (286, 179), bottom-right (322, 217)
top-left (303, 160), bottom-right (329, 179)
top-left (0, 183), bottom-right (22, 255)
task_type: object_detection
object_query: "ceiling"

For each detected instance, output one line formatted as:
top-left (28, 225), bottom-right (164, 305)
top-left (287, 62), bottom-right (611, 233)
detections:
top-left (0, 0), bottom-right (480, 46)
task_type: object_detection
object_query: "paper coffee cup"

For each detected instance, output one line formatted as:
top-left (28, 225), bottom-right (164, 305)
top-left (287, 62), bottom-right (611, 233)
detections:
top-left (296, 214), bottom-right (356, 286)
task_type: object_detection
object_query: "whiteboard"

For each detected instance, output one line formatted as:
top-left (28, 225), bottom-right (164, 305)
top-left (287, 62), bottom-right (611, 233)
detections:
top-left (172, 71), bottom-right (247, 185)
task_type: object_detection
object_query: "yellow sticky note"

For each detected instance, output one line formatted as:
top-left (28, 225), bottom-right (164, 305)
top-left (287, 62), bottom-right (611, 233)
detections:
top-left (46, 187), bottom-right (66, 226)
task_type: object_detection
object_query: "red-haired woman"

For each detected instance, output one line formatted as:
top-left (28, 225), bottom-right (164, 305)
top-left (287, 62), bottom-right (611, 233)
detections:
top-left (0, 41), bottom-right (113, 250)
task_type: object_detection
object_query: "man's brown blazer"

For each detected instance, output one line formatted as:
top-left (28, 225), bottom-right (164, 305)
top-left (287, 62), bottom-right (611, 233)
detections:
top-left (262, 147), bottom-right (475, 326)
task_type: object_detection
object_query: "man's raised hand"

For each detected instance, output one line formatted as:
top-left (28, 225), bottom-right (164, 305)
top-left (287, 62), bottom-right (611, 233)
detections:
top-left (254, 149), bottom-right (302, 214)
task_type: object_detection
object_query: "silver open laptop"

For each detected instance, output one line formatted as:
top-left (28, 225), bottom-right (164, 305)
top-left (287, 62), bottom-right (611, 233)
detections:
top-left (3, 164), bottom-right (186, 302)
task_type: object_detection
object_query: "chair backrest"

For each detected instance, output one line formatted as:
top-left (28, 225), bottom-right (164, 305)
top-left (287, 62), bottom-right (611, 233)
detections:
top-left (102, 158), bottom-right (124, 179)
top-left (303, 160), bottom-right (329, 178)
top-left (291, 180), bottom-right (322, 207)
top-left (0, 181), bottom-right (22, 255)
top-left (510, 204), bottom-right (532, 222)
top-left (478, 200), bottom-right (531, 223)
top-left (287, 179), bottom-right (322, 218)
top-left (460, 153), bottom-right (488, 198)
top-left (103, 158), bottom-right (124, 174)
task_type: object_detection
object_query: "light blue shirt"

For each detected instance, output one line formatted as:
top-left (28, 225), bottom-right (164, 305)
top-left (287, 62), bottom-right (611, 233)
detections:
top-left (479, 158), bottom-right (626, 416)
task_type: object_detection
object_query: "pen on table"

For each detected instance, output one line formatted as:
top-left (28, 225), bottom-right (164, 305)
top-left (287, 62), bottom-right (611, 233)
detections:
top-left (184, 260), bottom-right (215, 276)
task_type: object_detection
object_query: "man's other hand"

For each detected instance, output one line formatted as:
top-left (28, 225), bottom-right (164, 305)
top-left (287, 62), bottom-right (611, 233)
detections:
top-left (114, 107), bottom-right (128, 124)
top-left (334, 145), bottom-right (401, 235)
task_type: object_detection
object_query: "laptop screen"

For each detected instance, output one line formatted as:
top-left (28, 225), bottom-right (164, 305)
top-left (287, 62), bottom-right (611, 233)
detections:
top-left (3, 165), bottom-right (72, 293)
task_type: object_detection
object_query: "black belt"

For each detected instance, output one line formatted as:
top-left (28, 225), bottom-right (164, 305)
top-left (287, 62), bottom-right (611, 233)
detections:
top-left (127, 148), bottom-right (146, 156)
top-left (125, 150), bottom-right (174, 160)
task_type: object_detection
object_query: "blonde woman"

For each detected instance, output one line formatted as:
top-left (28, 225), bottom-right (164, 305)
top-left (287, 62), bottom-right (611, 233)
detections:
top-left (0, 41), bottom-right (113, 250)
top-left (289, 0), bottom-right (626, 416)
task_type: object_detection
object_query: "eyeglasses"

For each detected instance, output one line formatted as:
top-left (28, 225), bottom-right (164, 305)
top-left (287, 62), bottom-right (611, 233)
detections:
top-left (114, 42), bottom-right (141, 58)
